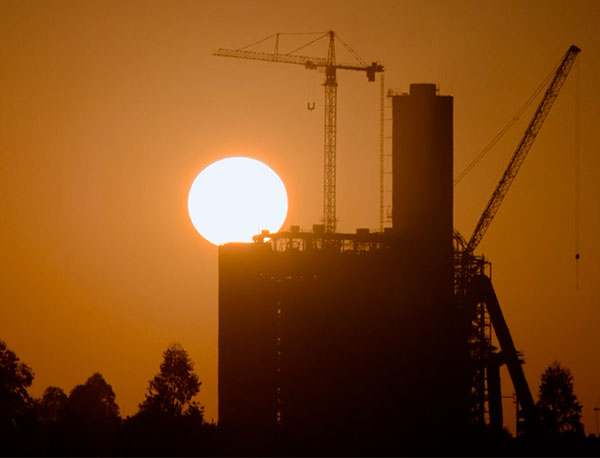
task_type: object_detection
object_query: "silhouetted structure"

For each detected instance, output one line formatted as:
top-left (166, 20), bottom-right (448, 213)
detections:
top-left (218, 84), bottom-right (530, 449)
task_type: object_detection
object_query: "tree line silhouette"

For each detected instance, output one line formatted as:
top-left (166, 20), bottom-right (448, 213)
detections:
top-left (0, 338), bottom-right (598, 456)
top-left (0, 340), bottom-right (216, 456)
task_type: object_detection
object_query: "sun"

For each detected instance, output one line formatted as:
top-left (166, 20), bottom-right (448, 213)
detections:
top-left (188, 157), bottom-right (288, 246)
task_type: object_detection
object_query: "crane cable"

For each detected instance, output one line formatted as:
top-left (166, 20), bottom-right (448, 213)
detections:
top-left (285, 32), bottom-right (329, 56)
top-left (334, 32), bottom-right (368, 66)
top-left (237, 32), bottom-right (326, 52)
top-left (575, 57), bottom-right (581, 290)
top-left (454, 60), bottom-right (560, 186)
top-left (285, 31), bottom-right (369, 66)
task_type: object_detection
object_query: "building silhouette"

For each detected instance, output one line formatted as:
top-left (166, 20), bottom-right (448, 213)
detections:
top-left (218, 84), bottom-right (529, 444)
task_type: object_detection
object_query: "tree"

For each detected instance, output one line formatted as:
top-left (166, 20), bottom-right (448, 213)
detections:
top-left (35, 386), bottom-right (69, 456)
top-left (66, 373), bottom-right (121, 455)
top-left (0, 339), bottom-right (34, 422)
top-left (69, 372), bottom-right (120, 421)
top-left (0, 340), bottom-right (34, 427)
top-left (37, 386), bottom-right (68, 424)
top-left (126, 344), bottom-right (207, 455)
top-left (536, 361), bottom-right (583, 435)
top-left (0, 339), bottom-right (35, 453)
top-left (139, 343), bottom-right (203, 419)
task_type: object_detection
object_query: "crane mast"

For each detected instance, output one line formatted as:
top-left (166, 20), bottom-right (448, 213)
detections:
top-left (323, 32), bottom-right (337, 233)
top-left (214, 31), bottom-right (383, 233)
top-left (466, 45), bottom-right (581, 253)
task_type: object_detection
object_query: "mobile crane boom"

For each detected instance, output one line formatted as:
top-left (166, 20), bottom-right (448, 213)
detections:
top-left (466, 45), bottom-right (580, 253)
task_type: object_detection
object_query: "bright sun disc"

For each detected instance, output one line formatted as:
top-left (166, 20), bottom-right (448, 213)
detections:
top-left (188, 157), bottom-right (288, 246)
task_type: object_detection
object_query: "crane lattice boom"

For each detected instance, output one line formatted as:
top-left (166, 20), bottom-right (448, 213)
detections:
top-left (214, 48), bottom-right (327, 68)
top-left (214, 31), bottom-right (383, 233)
top-left (466, 45), bottom-right (581, 253)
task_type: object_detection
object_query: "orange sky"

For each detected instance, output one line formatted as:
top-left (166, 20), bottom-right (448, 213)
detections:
top-left (1, 0), bottom-right (599, 435)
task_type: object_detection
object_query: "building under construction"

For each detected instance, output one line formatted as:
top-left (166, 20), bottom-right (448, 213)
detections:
top-left (218, 43), bottom-right (579, 445)
top-left (218, 83), bottom-right (522, 440)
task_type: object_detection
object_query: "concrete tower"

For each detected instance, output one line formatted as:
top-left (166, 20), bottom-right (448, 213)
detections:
top-left (392, 83), bottom-right (454, 313)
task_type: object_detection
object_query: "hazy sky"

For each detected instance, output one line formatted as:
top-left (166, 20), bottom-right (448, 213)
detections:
top-left (1, 0), bottom-right (599, 435)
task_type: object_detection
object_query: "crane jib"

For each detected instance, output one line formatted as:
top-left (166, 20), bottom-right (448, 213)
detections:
top-left (466, 45), bottom-right (581, 253)
top-left (214, 31), bottom-right (384, 233)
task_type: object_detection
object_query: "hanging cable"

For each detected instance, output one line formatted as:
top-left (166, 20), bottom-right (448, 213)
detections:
top-left (306, 68), bottom-right (316, 111)
top-left (575, 57), bottom-right (581, 290)
top-left (379, 72), bottom-right (385, 232)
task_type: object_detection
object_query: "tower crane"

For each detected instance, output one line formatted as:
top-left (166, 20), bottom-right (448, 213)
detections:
top-left (214, 31), bottom-right (384, 233)
top-left (466, 45), bottom-right (581, 253)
